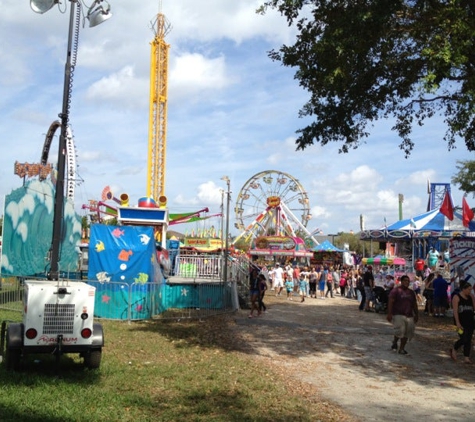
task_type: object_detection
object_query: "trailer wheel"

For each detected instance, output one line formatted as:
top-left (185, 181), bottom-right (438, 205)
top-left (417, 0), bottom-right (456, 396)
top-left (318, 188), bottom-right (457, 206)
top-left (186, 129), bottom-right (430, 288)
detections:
top-left (5, 340), bottom-right (21, 371)
top-left (84, 349), bottom-right (101, 369)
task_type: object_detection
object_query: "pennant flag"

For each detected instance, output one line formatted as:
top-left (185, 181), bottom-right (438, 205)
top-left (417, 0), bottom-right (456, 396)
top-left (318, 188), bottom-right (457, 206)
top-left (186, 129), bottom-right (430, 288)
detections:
top-left (462, 196), bottom-right (474, 228)
top-left (440, 191), bottom-right (454, 221)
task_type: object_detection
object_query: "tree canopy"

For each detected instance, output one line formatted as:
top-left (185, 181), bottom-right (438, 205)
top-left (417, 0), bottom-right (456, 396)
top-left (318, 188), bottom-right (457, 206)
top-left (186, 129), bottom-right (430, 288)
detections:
top-left (452, 159), bottom-right (475, 195)
top-left (258, 0), bottom-right (475, 156)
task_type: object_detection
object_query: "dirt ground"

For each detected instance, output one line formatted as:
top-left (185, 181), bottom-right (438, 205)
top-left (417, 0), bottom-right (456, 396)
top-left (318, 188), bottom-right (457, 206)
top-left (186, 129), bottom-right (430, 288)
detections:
top-left (232, 291), bottom-right (475, 422)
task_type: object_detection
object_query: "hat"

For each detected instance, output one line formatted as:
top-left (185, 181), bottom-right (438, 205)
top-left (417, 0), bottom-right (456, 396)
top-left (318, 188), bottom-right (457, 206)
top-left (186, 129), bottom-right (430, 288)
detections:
top-left (367, 265), bottom-right (373, 270)
top-left (275, 263), bottom-right (280, 266)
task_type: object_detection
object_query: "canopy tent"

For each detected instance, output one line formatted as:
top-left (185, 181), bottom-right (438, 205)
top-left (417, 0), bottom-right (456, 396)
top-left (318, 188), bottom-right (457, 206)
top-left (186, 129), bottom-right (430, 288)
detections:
top-left (312, 240), bottom-right (344, 252)
top-left (360, 209), bottom-right (475, 240)
top-left (362, 256), bottom-right (406, 266)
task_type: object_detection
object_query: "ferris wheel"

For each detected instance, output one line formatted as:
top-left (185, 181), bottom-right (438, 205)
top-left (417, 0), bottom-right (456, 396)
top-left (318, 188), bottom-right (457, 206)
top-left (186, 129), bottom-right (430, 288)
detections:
top-left (234, 170), bottom-right (313, 244)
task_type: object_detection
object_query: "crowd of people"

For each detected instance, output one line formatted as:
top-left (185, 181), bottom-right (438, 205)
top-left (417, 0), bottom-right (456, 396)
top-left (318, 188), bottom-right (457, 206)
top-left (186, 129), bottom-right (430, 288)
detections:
top-left (248, 258), bottom-right (474, 361)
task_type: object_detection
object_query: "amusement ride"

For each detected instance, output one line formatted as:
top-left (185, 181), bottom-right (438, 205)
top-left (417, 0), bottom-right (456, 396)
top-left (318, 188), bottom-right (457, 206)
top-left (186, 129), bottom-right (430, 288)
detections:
top-left (233, 170), bottom-right (318, 246)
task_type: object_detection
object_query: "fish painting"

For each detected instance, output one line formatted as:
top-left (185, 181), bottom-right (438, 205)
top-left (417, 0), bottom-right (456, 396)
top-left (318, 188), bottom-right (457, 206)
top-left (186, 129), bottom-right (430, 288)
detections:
top-left (139, 233), bottom-right (151, 245)
top-left (95, 240), bottom-right (105, 252)
top-left (134, 273), bottom-right (149, 284)
top-left (111, 228), bottom-right (124, 238)
top-left (118, 249), bottom-right (133, 261)
top-left (96, 271), bottom-right (111, 283)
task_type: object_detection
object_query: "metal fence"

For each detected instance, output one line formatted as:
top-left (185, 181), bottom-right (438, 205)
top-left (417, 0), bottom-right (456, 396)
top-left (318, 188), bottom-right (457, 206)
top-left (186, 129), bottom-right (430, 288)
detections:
top-left (88, 279), bottom-right (238, 321)
top-left (0, 254), bottom-right (252, 321)
top-left (0, 277), bottom-right (24, 312)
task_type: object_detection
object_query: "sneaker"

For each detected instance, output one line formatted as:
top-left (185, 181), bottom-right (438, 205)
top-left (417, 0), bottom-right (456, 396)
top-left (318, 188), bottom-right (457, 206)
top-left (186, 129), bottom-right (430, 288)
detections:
top-left (398, 349), bottom-right (408, 355)
top-left (391, 343), bottom-right (398, 351)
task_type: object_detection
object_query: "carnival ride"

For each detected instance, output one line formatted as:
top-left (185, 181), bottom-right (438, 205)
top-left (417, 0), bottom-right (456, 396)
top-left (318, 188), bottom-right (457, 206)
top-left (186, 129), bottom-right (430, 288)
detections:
top-left (14, 120), bottom-right (79, 201)
top-left (146, 12), bottom-right (170, 204)
top-left (233, 170), bottom-right (318, 245)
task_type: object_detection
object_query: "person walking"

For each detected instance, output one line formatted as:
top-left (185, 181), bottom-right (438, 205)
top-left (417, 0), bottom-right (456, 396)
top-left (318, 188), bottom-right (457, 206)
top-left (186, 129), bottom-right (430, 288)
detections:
top-left (325, 267), bottom-right (334, 298)
top-left (258, 273), bottom-right (268, 313)
top-left (298, 273), bottom-right (308, 303)
top-left (317, 267), bottom-right (325, 299)
top-left (433, 272), bottom-right (450, 317)
top-left (272, 263), bottom-right (284, 296)
top-left (387, 275), bottom-right (419, 355)
top-left (339, 269), bottom-right (348, 298)
top-left (357, 269), bottom-right (366, 310)
top-left (450, 282), bottom-right (475, 363)
top-left (248, 268), bottom-right (261, 318)
top-left (423, 272), bottom-right (435, 315)
top-left (363, 266), bottom-right (375, 312)
top-left (285, 276), bottom-right (294, 301)
top-left (309, 267), bottom-right (318, 298)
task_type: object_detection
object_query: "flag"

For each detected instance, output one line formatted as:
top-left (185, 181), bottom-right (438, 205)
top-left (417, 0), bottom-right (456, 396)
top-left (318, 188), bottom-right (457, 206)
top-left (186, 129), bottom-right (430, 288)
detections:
top-left (462, 196), bottom-right (474, 228)
top-left (440, 191), bottom-right (454, 221)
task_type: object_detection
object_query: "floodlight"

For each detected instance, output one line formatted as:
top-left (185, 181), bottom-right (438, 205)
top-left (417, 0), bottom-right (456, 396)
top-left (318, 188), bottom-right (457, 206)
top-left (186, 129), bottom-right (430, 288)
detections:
top-left (30, 0), bottom-right (57, 14)
top-left (87, 0), bottom-right (112, 27)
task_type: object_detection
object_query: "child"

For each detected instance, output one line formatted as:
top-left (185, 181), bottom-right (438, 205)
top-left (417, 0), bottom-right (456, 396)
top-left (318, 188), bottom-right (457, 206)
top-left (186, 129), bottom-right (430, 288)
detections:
top-left (299, 274), bottom-right (308, 303)
top-left (285, 277), bottom-right (294, 300)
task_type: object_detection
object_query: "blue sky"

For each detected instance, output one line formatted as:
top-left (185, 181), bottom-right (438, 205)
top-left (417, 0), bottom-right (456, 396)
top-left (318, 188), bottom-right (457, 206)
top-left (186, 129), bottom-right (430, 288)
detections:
top-left (0, 0), bottom-right (473, 239)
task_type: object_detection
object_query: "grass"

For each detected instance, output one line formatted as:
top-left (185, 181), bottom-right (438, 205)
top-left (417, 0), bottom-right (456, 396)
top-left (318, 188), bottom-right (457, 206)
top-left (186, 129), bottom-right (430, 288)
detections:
top-left (0, 309), bottom-right (350, 422)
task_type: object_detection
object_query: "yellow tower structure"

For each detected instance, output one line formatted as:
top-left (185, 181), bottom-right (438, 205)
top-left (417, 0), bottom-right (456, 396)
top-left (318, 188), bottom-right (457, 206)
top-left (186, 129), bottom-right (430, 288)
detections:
top-left (146, 12), bottom-right (171, 205)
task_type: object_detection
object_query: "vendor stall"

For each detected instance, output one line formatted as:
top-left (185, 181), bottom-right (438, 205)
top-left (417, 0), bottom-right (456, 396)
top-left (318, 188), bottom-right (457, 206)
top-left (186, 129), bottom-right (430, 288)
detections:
top-left (362, 256), bottom-right (407, 287)
top-left (311, 240), bottom-right (345, 268)
top-left (249, 235), bottom-right (313, 267)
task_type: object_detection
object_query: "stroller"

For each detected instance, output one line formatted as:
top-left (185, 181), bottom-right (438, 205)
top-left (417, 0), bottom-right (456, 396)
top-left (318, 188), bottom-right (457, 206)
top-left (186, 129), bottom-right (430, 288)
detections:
top-left (373, 286), bottom-right (390, 313)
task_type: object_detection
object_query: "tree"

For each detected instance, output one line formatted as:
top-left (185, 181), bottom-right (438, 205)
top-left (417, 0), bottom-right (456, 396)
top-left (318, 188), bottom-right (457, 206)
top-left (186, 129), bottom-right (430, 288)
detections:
top-left (258, 1), bottom-right (475, 156)
top-left (452, 159), bottom-right (475, 195)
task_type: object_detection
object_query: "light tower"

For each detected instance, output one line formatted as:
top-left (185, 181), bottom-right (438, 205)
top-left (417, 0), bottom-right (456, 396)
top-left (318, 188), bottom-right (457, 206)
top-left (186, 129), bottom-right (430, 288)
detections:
top-left (146, 11), bottom-right (171, 204)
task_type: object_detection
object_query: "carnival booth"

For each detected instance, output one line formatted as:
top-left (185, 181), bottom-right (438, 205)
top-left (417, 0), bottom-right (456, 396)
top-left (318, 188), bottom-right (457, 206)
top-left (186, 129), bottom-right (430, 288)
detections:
top-left (249, 235), bottom-right (313, 267)
top-left (311, 240), bottom-right (344, 268)
top-left (362, 256), bottom-right (407, 287)
top-left (360, 208), bottom-right (475, 264)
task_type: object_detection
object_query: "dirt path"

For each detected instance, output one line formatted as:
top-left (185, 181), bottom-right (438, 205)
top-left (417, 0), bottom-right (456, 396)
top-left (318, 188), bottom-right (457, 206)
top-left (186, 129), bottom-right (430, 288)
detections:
top-left (232, 293), bottom-right (475, 422)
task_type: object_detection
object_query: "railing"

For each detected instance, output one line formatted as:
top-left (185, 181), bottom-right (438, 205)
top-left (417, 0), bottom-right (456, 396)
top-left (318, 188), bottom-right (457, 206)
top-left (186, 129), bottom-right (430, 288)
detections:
top-left (0, 277), bottom-right (24, 312)
top-left (173, 255), bottom-right (222, 280)
top-left (0, 254), bottom-right (252, 321)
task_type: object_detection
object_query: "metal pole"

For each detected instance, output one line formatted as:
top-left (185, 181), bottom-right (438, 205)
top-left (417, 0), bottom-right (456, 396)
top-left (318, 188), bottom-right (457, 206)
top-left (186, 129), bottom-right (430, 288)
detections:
top-left (220, 189), bottom-right (224, 256)
top-left (49, 1), bottom-right (77, 280)
top-left (223, 179), bottom-right (231, 283)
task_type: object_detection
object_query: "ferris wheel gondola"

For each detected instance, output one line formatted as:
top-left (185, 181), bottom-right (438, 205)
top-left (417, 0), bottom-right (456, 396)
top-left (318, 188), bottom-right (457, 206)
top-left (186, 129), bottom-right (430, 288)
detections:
top-left (234, 170), bottom-right (315, 244)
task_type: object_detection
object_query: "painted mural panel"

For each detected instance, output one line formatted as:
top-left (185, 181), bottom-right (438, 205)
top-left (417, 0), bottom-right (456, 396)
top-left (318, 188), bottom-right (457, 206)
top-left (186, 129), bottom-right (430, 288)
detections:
top-left (1, 180), bottom-right (81, 276)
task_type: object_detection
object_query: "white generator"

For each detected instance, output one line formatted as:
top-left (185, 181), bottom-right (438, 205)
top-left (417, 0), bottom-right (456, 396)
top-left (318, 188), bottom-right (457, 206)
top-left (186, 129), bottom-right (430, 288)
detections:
top-left (3, 280), bottom-right (104, 371)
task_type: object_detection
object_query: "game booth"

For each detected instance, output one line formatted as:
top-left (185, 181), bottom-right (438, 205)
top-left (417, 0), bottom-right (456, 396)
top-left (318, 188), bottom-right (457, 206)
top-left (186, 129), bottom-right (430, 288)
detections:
top-left (249, 235), bottom-right (313, 267)
top-left (311, 240), bottom-right (345, 268)
top-left (362, 256), bottom-right (407, 287)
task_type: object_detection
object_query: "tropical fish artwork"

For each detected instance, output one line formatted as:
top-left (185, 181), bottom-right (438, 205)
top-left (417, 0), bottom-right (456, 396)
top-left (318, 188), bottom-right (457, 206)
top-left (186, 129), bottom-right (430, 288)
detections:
top-left (134, 273), bottom-right (149, 284)
top-left (95, 240), bottom-right (105, 252)
top-left (118, 249), bottom-right (133, 261)
top-left (111, 228), bottom-right (125, 238)
top-left (139, 233), bottom-right (151, 245)
top-left (96, 271), bottom-right (111, 283)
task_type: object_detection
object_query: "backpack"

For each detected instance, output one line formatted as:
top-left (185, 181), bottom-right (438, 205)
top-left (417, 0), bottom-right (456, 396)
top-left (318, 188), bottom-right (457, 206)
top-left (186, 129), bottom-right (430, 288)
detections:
top-left (327, 273), bottom-right (333, 282)
top-left (356, 277), bottom-right (364, 290)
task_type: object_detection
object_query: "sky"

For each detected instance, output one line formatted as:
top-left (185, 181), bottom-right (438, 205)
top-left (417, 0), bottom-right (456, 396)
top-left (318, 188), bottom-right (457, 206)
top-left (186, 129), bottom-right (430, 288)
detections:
top-left (0, 0), bottom-right (473, 240)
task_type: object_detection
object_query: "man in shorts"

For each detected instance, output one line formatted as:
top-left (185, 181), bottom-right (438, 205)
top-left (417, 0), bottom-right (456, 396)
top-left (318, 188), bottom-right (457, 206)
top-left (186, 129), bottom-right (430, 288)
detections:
top-left (272, 263), bottom-right (284, 296)
top-left (387, 275), bottom-right (419, 355)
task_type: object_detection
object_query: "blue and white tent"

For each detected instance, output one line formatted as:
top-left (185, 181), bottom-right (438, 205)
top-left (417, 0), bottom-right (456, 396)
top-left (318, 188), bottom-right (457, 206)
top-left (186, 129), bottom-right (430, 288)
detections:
top-left (361, 208), bottom-right (475, 240)
top-left (312, 240), bottom-right (344, 252)
top-left (386, 209), bottom-right (475, 238)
